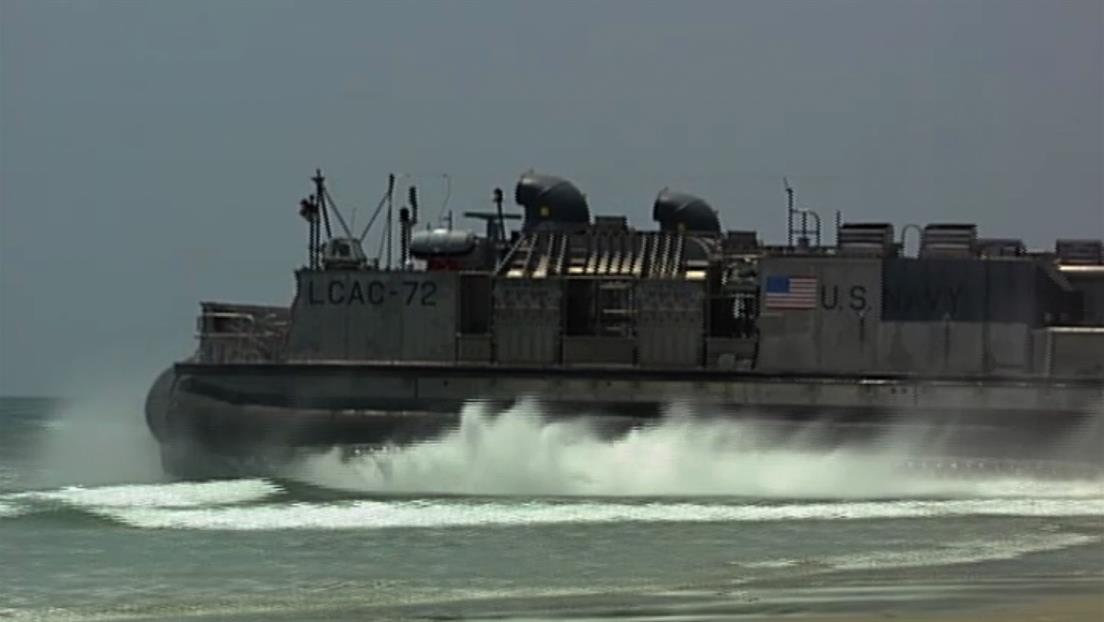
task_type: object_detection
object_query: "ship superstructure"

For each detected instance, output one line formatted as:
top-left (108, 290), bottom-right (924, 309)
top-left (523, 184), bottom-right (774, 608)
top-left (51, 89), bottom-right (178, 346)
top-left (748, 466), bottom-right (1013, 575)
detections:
top-left (147, 171), bottom-right (1104, 476)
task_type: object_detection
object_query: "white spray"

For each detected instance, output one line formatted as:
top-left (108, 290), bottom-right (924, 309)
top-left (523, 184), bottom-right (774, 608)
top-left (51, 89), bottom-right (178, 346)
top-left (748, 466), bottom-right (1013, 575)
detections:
top-left (292, 400), bottom-right (1104, 498)
top-left (29, 373), bottom-right (165, 489)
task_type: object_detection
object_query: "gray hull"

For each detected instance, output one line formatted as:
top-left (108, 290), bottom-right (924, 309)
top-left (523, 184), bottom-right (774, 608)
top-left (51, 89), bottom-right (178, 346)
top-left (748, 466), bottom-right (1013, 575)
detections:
top-left (146, 362), bottom-right (1104, 478)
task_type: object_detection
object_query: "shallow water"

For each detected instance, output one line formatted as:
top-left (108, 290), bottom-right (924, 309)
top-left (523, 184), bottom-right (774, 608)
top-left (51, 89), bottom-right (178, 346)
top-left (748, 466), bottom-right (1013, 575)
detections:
top-left (1, 396), bottom-right (1101, 621)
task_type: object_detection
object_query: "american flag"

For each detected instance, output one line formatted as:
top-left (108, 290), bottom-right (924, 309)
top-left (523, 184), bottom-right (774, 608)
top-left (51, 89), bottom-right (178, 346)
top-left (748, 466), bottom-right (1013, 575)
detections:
top-left (764, 275), bottom-right (817, 310)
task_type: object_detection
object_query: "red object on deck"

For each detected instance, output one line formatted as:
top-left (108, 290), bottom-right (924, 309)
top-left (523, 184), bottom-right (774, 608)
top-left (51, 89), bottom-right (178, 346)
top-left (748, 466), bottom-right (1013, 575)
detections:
top-left (427, 258), bottom-right (463, 271)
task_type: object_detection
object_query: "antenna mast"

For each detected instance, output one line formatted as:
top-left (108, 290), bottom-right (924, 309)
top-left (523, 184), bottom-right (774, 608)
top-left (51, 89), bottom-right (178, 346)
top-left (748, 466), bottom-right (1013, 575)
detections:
top-left (385, 173), bottom-right (395, 269)
top-left (493, 187), bottom-right (506, 242)
top-left (314, 170), bottom-right (333, 239)
top-left (400, 185), bottom-right (418, 268)
top-left (299, 196), bottom-right (321, 268)
top-left (784, 177), bottom-right (794, 248)
top-left (358, 174), bottom-right (399, 243)
top-left (436, 173), bottom-right (452, 228)
top-left (314, 169), bottom-right (355, 238)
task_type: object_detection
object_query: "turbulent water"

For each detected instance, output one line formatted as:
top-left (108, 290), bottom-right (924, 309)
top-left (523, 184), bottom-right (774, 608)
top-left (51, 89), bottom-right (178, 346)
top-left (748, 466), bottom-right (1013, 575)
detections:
top-left (292, 401), bottom-right (1103, 498)
top-left (1, 396), bottom-right (1102, 621)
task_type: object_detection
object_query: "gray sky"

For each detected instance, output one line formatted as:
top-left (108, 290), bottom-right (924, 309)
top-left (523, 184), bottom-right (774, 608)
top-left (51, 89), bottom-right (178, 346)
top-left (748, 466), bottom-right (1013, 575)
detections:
top-left (1, 0), bottom-right (1101, 396)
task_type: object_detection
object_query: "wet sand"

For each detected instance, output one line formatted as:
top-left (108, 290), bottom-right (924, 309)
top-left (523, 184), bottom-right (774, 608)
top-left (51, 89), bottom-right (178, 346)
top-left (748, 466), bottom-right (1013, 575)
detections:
top-left (807, 594), bottom-right (1104, 622)
top-left (342, 578), bottom-right (1104, 622)
top-left (446, 575), bottom-right (1104, 622)
top-left (955, 595), bottom-right (1103, 622)
top-left (736, 578), bottom-right (1104, 622)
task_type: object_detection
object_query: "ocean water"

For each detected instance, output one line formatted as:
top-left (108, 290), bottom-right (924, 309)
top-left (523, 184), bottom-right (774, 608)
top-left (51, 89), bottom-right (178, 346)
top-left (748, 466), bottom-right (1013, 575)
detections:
top-left (1, 396), bottom-right (1102, 621)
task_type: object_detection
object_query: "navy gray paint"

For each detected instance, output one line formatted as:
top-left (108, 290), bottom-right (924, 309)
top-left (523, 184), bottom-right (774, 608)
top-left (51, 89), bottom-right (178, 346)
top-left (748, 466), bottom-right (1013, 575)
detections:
top-left (143, 168), bottom-right (1104, 478)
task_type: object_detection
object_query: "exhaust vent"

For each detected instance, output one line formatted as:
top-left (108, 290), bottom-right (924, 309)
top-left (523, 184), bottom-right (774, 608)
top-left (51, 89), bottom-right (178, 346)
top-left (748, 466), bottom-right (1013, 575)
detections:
top-left (515, 173), bottom-right (590, 233)
top-left (653, 190), bottom-right (721, 234)
top-left (1056, 239), bottom-right (1103, 265)
top-left (838, 222), bottom-right (895, 256)
top-left (920, 223), bottom-right (977, 258)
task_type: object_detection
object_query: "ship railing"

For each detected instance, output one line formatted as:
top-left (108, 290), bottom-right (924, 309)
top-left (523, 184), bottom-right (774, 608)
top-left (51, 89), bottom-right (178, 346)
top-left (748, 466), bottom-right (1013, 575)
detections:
top-left (195, 310), bottom-right (289, 363)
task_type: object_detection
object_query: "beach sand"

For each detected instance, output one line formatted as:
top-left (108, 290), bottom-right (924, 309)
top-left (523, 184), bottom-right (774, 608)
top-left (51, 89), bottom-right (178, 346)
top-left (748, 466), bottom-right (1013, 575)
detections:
top-left (785, 594), bottom-right (1104, 622)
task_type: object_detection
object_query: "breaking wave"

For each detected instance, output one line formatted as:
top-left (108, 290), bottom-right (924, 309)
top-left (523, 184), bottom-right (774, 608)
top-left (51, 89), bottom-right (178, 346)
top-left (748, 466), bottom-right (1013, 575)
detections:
top-left (290, 401), bottom-right (1104, 499)
top-left (90, 496), bottom-right (1104, 531)
top-left (16, 479), bottom-right (281, 508)
top-left (1, 476), bottom-right (1100, 531)
top-left (736, 532), bottom-right (1100, 572)
top-left (0, 500), bottom-right (27, 518)
top-left (0, 479), bottom-right (280, 521)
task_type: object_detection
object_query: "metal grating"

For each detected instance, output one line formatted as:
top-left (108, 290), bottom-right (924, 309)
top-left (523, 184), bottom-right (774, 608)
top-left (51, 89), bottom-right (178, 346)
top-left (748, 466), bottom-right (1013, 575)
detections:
top-left (496, 231), bottom-right (693, 279)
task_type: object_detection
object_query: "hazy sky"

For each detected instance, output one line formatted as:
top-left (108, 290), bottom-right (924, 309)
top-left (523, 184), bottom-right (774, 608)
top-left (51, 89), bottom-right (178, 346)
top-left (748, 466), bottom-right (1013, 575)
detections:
top-left (1, 0), bottom-right (1101, 395)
